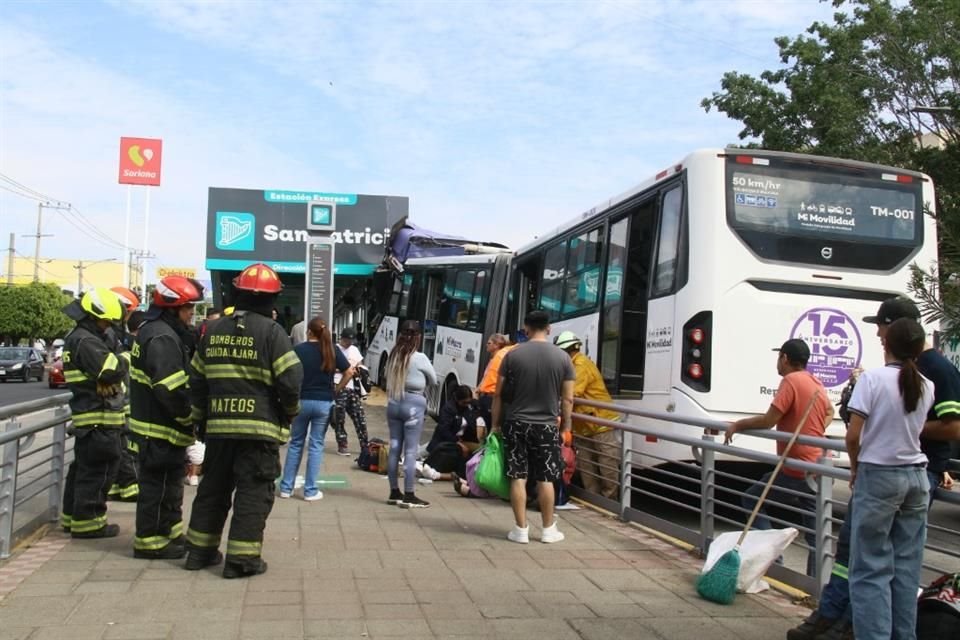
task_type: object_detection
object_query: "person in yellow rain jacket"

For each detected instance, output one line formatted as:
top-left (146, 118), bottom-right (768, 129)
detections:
top-left (554, 331), bottom-right (622, 500)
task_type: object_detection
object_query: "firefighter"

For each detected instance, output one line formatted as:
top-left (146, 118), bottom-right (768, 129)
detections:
top-left (184, 263), bottom-right (303, 579)
top-left (60, 288), bottom-right (129, 538)
top-left (105, 286), bottom-right (141, 503)
top-left (129, 276), bottom-right (205, 559)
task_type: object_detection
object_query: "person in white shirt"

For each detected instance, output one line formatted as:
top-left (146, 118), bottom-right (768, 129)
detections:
top-left (845, 317), bottom-right (934, 640)
top-left (330, 327), bottom-right (369, 457)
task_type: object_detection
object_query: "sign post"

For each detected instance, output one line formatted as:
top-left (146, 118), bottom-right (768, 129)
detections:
top-left (119, 136), bottom-right (163, 289)
top-left (304, 201), bottom-right (337, 327)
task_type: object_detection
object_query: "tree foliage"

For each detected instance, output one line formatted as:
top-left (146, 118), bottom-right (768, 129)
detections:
top-left (702, 0), bottom-right (960, 339)
top-left (0, 283), bottom-right (74, 344)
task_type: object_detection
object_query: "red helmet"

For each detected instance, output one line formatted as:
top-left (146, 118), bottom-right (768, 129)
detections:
top-left (110, 286), bottom-right (140, 311)
top-left (232, 263), bottom-right (282, 294)
top-left (153, 276), bottom-right (205, 308)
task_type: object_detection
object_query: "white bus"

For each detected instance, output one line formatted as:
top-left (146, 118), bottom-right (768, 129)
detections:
top-left (366, 251), bottom-right (512, 416)
top-left (504, 148), bottom-right (938, 465)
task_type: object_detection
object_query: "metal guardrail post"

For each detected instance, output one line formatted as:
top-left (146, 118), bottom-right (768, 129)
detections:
top-left (699, 434), bottom-right (717, 554)
top-left (1, 418), bottom-right (23, 559)
top-left (48, 407), bottom-right (69, 522)
top-left (619, 430), bottom-right (631, 519)
top-left (814, 457), bottom-right (835, 596)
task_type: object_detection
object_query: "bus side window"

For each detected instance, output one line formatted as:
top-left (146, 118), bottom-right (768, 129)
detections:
top-left (651, 187), bottom-right (684, 297)
top-left (540, 242), bottom-right (567, 321)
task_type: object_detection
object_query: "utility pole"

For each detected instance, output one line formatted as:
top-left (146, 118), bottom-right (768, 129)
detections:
top-left (6, 233), bottom-right (13, 286)
top-left (75, 260), bottom-right (85, 294)
top-left (23, 201), bottom-right (62, 283)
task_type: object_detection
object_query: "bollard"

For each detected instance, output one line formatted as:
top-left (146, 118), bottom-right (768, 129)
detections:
top-left (699, 433), bottom-right (717, 554)
top-left (814, 456), bottom-right (835, 597)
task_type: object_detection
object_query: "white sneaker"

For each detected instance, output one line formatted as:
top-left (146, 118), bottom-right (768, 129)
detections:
top-left (540, 519), bottom-right (565, 544)
top-left (187, 475), bottom-right (199, 486)
top-left (303, 492), bottom-right (323, 502)
top-left (422, 464), bottom-right (441, 481)
top-left (415, 461), bottom-right (425, 475)
top-left (554, 502), bottom-right (580, 511)
top-left (279, 491), bottom-right (291, 499)
top-left (507, 525), bottom-right (529, 544)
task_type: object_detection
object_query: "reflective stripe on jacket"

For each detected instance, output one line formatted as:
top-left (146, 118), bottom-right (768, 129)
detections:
top-left (190, 310), bottom-right (303, 443)
top-left (129, 313), bottom-right (194, 447)
top-left (571, 351), bottom-right (620, 436)
top-left (63, 319), bottom-right (128, 430)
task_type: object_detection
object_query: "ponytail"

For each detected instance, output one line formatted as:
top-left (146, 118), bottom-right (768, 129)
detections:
top-left (307, 317), bottom-right (335, 373)
top-left (885, 318), bottom-right (926, 413)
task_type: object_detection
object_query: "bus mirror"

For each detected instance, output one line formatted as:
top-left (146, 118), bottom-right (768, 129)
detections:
top-left (372, 270), bottom-right (394, 314)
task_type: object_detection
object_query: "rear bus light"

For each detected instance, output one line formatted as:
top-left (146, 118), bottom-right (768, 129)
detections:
top-left (681, 311), bottom-right (712, 392)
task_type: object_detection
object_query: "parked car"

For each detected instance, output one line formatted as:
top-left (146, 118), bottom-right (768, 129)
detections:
top-left (0, 347), bottom-right (45, 382)
top-left (48, 358), bottom-right (66, 389)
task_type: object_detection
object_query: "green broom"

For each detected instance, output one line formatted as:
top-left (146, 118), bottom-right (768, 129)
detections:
top-left (696, 390), bottom-right (821, 604)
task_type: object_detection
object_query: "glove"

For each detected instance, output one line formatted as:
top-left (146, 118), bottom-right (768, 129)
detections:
top-left (96, 382), bottom-right (124, 398)
top-left (195, 423), bottom-right (207, 443)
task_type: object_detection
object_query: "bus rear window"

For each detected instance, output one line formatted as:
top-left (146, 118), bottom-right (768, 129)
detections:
top-left (726, 157), bottom-right (924, 269)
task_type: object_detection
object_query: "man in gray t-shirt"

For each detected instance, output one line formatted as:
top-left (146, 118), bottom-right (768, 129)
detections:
top-left (492, 310), bottom-right (575, 545)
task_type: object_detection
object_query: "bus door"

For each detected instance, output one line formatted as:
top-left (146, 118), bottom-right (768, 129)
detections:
top-left (421, 271), bottom-right (444, 360)
top-left (643, 185), bottom-right (684, 398)
top-left (603, 198), bottom-right (658, 395)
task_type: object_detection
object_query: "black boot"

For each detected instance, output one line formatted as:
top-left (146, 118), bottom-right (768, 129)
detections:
top-left (72, 524), bottom-right (120, 539)
top-left (184, 549), bottom-right (224, 571)
top-left (134, 544), bottom-right (187, 560)
top-left (786, 611), bottom-right (835, 640)
top-left (222, 559), bottom-right (268, 579)
top-left (387, 488), bottom-right (404, 505)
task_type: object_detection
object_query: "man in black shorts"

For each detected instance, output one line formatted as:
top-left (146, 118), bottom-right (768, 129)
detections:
top-left (492, 310), bottom-right (575, 544)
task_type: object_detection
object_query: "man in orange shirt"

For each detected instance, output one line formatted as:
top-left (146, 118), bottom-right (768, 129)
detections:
top-left (477, 334), bottom-right (514, 421)
top-left (726, 339), bottom-right (833, 577)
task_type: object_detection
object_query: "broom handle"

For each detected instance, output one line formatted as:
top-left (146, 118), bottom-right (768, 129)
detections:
top-left (736, 390), bottom-right (822, 547)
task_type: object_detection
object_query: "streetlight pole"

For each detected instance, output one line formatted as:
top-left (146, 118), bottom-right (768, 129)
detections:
top-left (73, 258), bottom-right (117, 294)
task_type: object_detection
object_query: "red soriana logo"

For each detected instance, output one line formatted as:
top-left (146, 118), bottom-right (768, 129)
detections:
top-left (118, 137), bottom-right (163, 186)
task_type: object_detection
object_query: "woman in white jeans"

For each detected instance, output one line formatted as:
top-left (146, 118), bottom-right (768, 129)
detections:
top-left (384, 320), bottom-right (437, 509)
top-left (845, 317), bottom-right (933, 640)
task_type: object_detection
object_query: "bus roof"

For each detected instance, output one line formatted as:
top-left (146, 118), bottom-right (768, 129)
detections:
top-left (514, 147), bottom-right (930, 256)
top-left (404, 253), bottom-right (506, 267)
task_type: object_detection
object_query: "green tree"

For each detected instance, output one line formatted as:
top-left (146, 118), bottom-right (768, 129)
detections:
top-left (702, 0), bottom-right (960, 339)
top-left (0, 283), bottom-right (74, 344)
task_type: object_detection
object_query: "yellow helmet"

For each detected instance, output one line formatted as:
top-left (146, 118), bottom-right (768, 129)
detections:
top-left (80, 288), bottom-right (124, 321)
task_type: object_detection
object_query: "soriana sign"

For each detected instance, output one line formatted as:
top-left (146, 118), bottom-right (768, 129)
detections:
top-left (118, 137), bottom-right (163, 186)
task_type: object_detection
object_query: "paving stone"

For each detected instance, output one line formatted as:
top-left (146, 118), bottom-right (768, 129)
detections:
top-left (30, 626), bottom-right (106, 640)
top-left (170, 621), bottom-right (240, 640)
top-left (520, 569), bottom-right (602, 592)
top-left (302, 619), bottom-right (367, 638)
top-left (0, 628), bottom-right (36, 640)
top-left (246, 590), bottom-right (303, 605)
top-left (239, 619), bottom-right (304, 639)
top-left (5, 581), bottom-right (76, 597)
top-left (364, 618), bottom-right (432, 636)
top-left (241, 604), bottom-right (305, 621)
top-left (362, 603), bottom-right (425, 620)
top-left (581, 568), bottom-right (664, 591)
top-left (717, 615), bottom-right (802, 640)
top-left (102, 622), bottom-right (172, 639)
top-left (568, 618), bottom-right (664, 640)
top-left (428, 618), bottom-right (496, 637)
top-left (414, 589), bottom-right (472, 605)
top-left (360, 589), bottom-right (417, 604)
top-left (585, 602), bottom-right (651, 618)
top-left (418, 602), bottom-right (484, 620)
top-left (0, 594), bottom-right (83, 626)
top-left (67, 594), bottom-right (163, 624)
top-left (489, 618), bottom-right (581, 639)
top-left (74, 581), bottom-right (134, 594)
top-left (477, 601), bottom-right (539, 619)
top-left (643, 616), bottom-right (740, 640)
top-left (301, 602), bottom-right (364, 619)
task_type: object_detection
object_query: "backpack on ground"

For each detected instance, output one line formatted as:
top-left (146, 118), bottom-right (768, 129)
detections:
top-left (358, 438), bottom-right (386, 473)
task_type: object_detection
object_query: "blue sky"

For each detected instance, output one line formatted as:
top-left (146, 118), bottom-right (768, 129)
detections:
top-left (0, 0), bottom-right (834, 281)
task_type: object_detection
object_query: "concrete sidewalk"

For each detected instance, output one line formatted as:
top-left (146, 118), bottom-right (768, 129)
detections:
top-left (0, 402), bottom-right (808, 640)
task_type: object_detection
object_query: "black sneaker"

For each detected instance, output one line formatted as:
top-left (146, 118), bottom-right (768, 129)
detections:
top-left (134, 544), bottom-right (187, 560)
top-left (387, 489), bottom-right (404, 505)
top-left (222, 559), bottom-right (268, 580)
top-left (815, 620), bottom-right (853, 640)
top-left (184, 550), bottom-right (223, 571)
top-left (400, 493), bottom-right (430, 509)
top-left (72, 524), bottom-right (120, 539)
top-left (787, 611), bottom-right (834, 640)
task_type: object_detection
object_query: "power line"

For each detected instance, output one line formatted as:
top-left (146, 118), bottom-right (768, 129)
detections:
top-left (0, 173), bottom-right (58, 202)
top-left (12, 250), bottom-right (60, 279)
top-left (0, 183), bottom-right (47, 203)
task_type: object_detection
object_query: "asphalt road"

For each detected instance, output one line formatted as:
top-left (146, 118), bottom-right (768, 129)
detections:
top-left (0, 379), bottom-right (67, 408)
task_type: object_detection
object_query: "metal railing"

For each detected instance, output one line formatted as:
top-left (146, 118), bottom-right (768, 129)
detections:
top-left (568, 398), bottom-right (960, 598)
top-left (0, 394), bottom-right (73, 558)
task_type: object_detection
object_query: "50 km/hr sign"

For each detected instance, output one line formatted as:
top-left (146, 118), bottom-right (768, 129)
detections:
top-left (304, 239), bottom-right (334, 328)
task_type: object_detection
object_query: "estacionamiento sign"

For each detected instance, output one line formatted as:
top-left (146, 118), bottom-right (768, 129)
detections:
top-left (205, 188), bottom-right (408, 275)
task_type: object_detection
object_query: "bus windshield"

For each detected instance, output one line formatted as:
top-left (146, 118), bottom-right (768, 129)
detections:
top-left (726, 155), bottom-right (924, 269)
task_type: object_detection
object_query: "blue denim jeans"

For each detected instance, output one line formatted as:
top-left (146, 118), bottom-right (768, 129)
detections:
top-left (280, 399), bottom-right (333, 498)
top-left (387, 393), bottom-right (427, 493)
top-left (742, 471), bottom-right (817, 577)
top-left (849, 463), bottom-right (929, 640)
